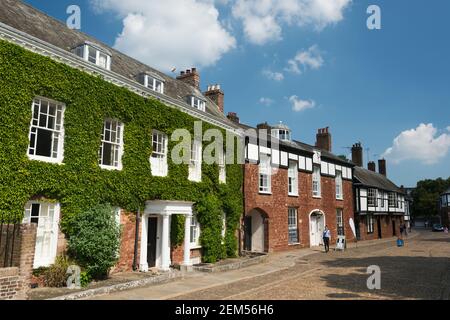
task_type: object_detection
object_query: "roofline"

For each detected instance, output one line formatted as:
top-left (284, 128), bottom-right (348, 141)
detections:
top-left (0, 21), bottom-right (241, 134)
top-left (353, 182), bottom-right (404, 194)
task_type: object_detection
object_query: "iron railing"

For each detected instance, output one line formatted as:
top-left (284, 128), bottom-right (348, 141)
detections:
top-left (0, 213), bottom-right (21, 268)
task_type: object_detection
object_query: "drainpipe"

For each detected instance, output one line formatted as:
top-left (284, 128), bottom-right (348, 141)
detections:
top-left (132, 208), bottom-right (140, 271)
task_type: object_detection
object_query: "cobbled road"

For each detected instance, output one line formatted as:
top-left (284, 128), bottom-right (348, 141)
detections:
top-left (171, 230), bottom-right (450, 300)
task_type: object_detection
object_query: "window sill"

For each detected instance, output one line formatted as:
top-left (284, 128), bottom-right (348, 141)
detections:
top-left (259, 191), bottom-right (272, 195)
top-left (100, 165), bottom-right (122, 171)
top-left (190, 245), bottom-right (202, 250)
top-left (336, 197), bottom-right (344, 201)
top-left (288, 242), bottom-right (301, 246)
top-left (28, 154), bottom-right (64, 165)
top-left (312, 195), bottom-right (322, 199)
top-left (288, 193), bottom-right (299, 197)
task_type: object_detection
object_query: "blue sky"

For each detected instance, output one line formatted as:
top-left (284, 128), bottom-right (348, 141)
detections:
top-left (24, 0), bottom-right (450, 187)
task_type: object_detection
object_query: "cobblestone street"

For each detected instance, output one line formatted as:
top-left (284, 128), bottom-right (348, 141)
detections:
top-left (95, 230), bottom-right (450, 300)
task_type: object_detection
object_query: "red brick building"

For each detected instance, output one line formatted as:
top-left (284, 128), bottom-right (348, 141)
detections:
top-left (229, 117), bottom-right (355, 252)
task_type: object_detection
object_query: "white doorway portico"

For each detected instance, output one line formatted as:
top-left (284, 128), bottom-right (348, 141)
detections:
top-left (139, 200), bottom-right (194, 272)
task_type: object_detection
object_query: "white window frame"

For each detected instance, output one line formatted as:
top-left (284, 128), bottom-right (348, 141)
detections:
top-left (288, 208), bottom-right (299, 244)
top-left (367, 214), bottom-right (374, 234)
top-left (99, 119), bottom-right (124, 170)
top-left (190, 216), bottom-right (201, 249)
top-left (388, 192), bottom-right (396, 208)
top-left (335, 170), bottom-right (343, 200)
top-left (218, 149), bottom-right (226, 184)
top-left (74, 44), bottom-right (111, 70)
top-left (27, 97), bottom-right (65, 164)
top-left (259, 154), bottom-right (272, 194)
top-left (144, 75), bottom-right (165, 94)
top-left (312, 166), bottom-right (321, 198)
top-left (368, 188), bottom-right (377, 207)
top-left (288, 160), bottom-right (298, 196)
top-left (191, 96), bottom-right (206, 112)
top-left (150, 130), bottom-right (168, 177)
top-left (380, 191), bottom-right (385, 208)
top-left (188, 139), bottom-right (202, 182)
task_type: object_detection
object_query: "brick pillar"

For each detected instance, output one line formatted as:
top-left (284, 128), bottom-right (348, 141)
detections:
top-left (18, 224), bottom-right (37, 287)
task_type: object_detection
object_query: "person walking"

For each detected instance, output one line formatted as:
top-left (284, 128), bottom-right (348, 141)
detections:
top-left (399, 224), bottom-right (404, 239)
top-left (323, 226), bottom-right (331, 253)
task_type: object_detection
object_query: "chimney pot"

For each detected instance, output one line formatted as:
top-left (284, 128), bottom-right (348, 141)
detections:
top-left (315, 127), bottom-right (332, 152)
top-left (227, 112), bottom-right (240, 123)
top-left (368, 161), bottom-right (376, 172)
top-left (177, 67), bottom-right (200, 89)
top-left (378, 159), bottom-right (387, 176)
top-left (351, 142), bottom-right (363, 167)
top-left (204, 83), bottom-right (224, 113)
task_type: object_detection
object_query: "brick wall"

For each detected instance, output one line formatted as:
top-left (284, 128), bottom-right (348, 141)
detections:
top-left (18, 224), bottom-right (37, 286)
top-left (113, 211), bottom-right (140, 273)
top-left (171, 245), bottom-right (201, 265)
top-left (0, 268), bottom-right (24, 300)
top-left (243, 163), bottom-right (355, 252)
top-left (357, 214), bottom-right (403, 241)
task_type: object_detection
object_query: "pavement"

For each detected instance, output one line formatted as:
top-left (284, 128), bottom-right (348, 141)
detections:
top-left (91, 229), bottom-right (450, 300)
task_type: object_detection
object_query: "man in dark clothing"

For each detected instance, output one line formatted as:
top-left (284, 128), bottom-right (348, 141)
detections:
top-left (323, 226), bottom-right (331, 253)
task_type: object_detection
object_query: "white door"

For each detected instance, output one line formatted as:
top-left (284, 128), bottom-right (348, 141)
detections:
top-left (24, 201), bottom-right (60, 268)
top-left (310, 213), bottom-right (324, 246)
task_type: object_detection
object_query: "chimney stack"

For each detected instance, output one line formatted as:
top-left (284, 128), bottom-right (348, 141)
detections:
top-left (315, 127), bottom-right (332, 152)
top-left (378, 159), bottom-right (387, 176)
top-left (205, 84), bottom-right (224, 113)
top-left (351, 142), bottom-right (363, 167)
top-left (176, 68), bottom-right (200, 89)
top-left (227, 112), bottom-right (240, 124)
top-left (368, 161), bottom-right (376, 172)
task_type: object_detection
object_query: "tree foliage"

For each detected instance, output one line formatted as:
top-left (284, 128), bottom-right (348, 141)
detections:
top-left (411, 177), bottom-right (450, 217)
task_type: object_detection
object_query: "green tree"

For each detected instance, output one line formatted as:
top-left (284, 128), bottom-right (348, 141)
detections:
top-left (411, 177), bottom-right (450, 217)
top-left (67, 203), bottom-right (121, 279)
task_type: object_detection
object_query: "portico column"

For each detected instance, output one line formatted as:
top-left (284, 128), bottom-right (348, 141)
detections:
top-left (161, 214), bottom-right (170, 271)
top-left (183, 214), bottom-right (192, 266)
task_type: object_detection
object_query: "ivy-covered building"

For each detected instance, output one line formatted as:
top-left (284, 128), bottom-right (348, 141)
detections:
top-left (0, 0), bottom-right (243, 273)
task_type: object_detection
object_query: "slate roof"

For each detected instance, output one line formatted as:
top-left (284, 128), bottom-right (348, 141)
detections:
top-left (353, 166), bottom-right (403, 193)
top-left (0, 0), bottom-right (238, 128)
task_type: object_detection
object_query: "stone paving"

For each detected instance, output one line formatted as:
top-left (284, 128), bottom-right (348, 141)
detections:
top-left (93, 230), bottom-right (450, 300)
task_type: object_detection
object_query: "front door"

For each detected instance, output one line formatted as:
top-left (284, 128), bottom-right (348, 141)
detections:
top-left (310, 213), bottom-right (324, 246)
top-left (244, 216), bottom-right (252, 251)
top-left (377, 216), bottom-right (382, 239)
top-left (24, 201), bottom-right (60, 268)
top-left (147, 217), bottom-right (158, 268)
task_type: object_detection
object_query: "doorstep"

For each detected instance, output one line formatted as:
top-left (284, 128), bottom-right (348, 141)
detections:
top-left (39, 269), bottom-right (183, 300)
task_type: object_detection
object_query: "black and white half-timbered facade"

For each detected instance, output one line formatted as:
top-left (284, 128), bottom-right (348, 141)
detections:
top-left (351, 143), bottom-right (406, 240)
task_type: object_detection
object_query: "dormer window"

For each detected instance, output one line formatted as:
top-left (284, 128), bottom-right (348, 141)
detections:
top-left (270, 122), bottom-right (291, 141)
top-left (73, 42), bottom-right (111, 70)
top-left (140, 73), bottom-right (165, 94)
top-left (190, 96), bottom-right (206, 112)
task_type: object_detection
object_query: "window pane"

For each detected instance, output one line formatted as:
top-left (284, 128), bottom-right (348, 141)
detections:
top-left (35, 128), bottom-right (53, 157)
top-left (102, 142), bottom-right (113, 166)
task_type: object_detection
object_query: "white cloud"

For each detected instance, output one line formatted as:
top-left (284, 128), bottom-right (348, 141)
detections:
top-left (289, 95), bottom-right (316, 112)
top-left (286, 45), bottom-right (324, 74)
top-left (262, 69), bottom-right (284, 81)
top-left (90, 0), bottom-right (236, 72)
top-left (232, 0), bottom-right (352, 45)
top-left (382, 124), bottom-right (450, 165)
top-left (259, 97), bottom-right (274, 106)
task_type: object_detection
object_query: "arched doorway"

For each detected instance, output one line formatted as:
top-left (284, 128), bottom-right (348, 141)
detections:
top-left (309, 210), bottom-right (325, 247)
top-left (244, 209), bottom-right (268, 253)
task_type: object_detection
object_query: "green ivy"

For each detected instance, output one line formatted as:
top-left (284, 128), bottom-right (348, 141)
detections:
top-left (0, 40), bottom-right (243, 262)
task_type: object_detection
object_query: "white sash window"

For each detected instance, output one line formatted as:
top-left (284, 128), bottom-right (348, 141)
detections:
top-left (99, 119), bottom-right (124, 170)
top-left (259, 154), bottom-right (271, 194)
top-left (150, 131), bottom-right (168, 177)
top-left (288, 160), bottom-right (298, 196)
top-left (188, 140), bottom-right (202, 182)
